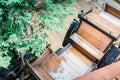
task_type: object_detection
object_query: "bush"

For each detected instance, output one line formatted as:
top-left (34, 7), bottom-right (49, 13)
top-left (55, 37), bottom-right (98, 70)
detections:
top-left (0, 0), bottom-right (76, 68)
top-left (0, 0), bottom-right (46, 68)
top-left (40, 0), bottom-right (75, 31)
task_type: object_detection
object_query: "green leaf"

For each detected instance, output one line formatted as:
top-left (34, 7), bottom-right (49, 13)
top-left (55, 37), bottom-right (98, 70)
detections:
top-left (0, 9), bottom-right (3, 15)
top-left (0, 56), bottom-right (11, 68)
top-left (1, 41), bottom-right (9, 47)
top-left (7, 34), bottom-right (19, 43)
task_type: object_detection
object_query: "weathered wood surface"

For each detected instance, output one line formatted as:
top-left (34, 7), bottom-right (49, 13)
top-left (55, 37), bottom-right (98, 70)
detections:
top-left (100, 3), bottom-right (120, 29)
top-left (66, 46), bottom-right (93, 66)
top-left (86, 12), bottom-right (120, 38)
top-left (32, 48), bottom-right (52, 67)
top-left (26, 48), bottom-right (54, 80)
top-left (105, 4), bottom-right (120, 19)
top-left (75, 61), bottom-right (120, 80)
top-left (60, 46), bottom-right (93, 74)
top-left (33, 66), bottom-right (53, 80)
top-left (42, 53), bottom-right (80, 80)
top-left (40, 47), bottom-right (94, 80)
top-left (70, 33), bottom-right (104, 61)
top-left (77, 21), bottom-right (112, 52)
top-left (100, 11), bottom-right (120, 28)
top-left (29, 44), bottom-right (95, 80)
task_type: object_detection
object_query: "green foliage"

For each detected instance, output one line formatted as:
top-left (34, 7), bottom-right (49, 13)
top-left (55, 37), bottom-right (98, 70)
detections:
top-left (0, 56), bottom-right (11, 68)
top-left (67, 0), bottom-right (76, 4)
top-left (0, 0), bottom-right (46, 67)
top-left (0, 0), bottom-right (76, 68)
top-left (40, 0), bottom-right (75, 31)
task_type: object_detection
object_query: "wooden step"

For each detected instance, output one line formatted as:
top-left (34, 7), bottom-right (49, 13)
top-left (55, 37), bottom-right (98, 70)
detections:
top-left (86, 12), bottom-right (120, 38)
top-left (60, 46), bottom-right (93, 76)
top-left (105, 3), bottom-right (120, 19)
top-left (77, 20), bottom-right (113, 52)
top-left (41, 53), bottom-right (81, 80)
top-left (70, 33), bottom-right (104, 61)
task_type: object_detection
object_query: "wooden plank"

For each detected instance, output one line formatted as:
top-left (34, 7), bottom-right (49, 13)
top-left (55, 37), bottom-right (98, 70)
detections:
top-left (105, 4), bottom-right (120, 19)
top-left (38, 47), bottom-right (93, 80)
top-left (70, 33), bottom-right (104, 61)
top-left (100, 11), bottom-right (120, 27)
top-left (25, 59), bottom-right (53, 80)
top-left (34, 66), bottom-right (53, 80)
top-left (32, 48), bottom-right (52, 67)
top-left (78, 21), bottom-right (113, 52)
top-left (41, 53), bottom-right (80, 80)
top-left (48, 61), bottom-right (79, 80)
top-left (75, 61), bottom-right (120, 80)
top-left (68, 46), bottom-right (93, 66)
top-left (30, 44), bottom-right (97, 80)
top-left (60, 47), bottom-right (92, 76)
top-left (41, 54), bottom-right (62, 72)
top-left (77, 21), bottom-right (113, 52)
top-left (86, 12), bottom-right (120, 38)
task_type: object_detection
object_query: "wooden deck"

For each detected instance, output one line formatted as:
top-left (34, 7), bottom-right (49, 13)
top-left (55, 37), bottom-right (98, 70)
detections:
top-left (71, 33), bottom-right (104, 61)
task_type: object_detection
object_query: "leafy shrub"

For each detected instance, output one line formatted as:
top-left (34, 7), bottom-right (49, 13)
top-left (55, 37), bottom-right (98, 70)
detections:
top-left (0, 0), bottom-right (76, 67)
top-left (40, 0), bottom-right (75, 31)
top-left (0, 0), bottom-right (46, 67)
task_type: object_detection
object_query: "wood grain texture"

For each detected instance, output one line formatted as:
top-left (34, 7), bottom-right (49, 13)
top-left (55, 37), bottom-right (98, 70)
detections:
top-left (25, 59), bottom-right (53, 80)
top-left (34, 66), bottom-right (54, 80)
top-left (68, 46), bottom-right (93, 66)
top-left (41, 54), bottom-right (62, 72)
top-left (77, 21), bottom-right (112, 52)
top-left (60, 46), bottom-right (93, 74)
top-left (32, 48), bottom-right (52, 67)
top-left (100, 11), bottom-right (120, 27)
top-left (30, 46), bottom-right (94, 80)
top-left (75, 61), bottom-right (120, 80)
top-left (86, 12), bottom-right (120, 38)
top-left (70, 33), bottom-right (104, 61)
top-left (41, 47), bottom-right (93, 80)
top-left (105, 4), bottom-right (120, 19)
